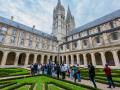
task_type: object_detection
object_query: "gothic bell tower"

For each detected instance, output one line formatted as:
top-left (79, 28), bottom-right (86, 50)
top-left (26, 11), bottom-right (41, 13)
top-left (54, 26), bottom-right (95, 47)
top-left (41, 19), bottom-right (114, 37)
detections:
top-left (52, 0), bottom-right (66, 43)
top-left (66, 6), bottom-right (75, 35)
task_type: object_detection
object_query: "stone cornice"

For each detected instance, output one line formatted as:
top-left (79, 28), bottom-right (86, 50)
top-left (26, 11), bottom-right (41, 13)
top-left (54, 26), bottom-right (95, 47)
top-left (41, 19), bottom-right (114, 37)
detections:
top-left (0, 44), bottom-right (58, 54)
top-left (60, 26), bottom-right (120, 46)
top-left (59, 44), bottom-right (120, 54)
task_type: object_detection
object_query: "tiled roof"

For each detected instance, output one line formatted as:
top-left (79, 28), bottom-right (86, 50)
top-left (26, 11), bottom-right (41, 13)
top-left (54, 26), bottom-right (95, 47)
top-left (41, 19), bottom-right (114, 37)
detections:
top-left (68, 9), bottom-right (120, 36)
top-left (0, 16), bottom-right (57, 41)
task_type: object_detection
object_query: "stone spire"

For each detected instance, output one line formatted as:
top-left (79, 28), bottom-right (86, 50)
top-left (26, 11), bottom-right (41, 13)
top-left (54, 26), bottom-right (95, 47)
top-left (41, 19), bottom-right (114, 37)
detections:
top-left (65, 5), bottom-right (75, 35)
top-left (66, 6), bottom-right (72, 19)
top-left (57, 0), bottom-right (61, 6)
top-left (52, 0), bottom-right (66, 43)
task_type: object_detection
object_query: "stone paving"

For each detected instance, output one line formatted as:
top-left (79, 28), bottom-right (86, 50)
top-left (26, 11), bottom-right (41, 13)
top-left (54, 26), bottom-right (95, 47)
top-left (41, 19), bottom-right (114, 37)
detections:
top-left (65, 77), bottom-right (120, 90)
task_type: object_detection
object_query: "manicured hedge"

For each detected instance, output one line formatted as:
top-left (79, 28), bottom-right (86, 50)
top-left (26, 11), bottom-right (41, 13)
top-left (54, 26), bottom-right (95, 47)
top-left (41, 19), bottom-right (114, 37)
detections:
top-left (0, 68), bottom-right (29, 77)
top-left (0, 75), bottom-right (100, 90)
top-left (8, 82), bottom-right (35, 90)
top-left (45, 75), bottom-right (101, 90)
top-left (0, 82), bottom-right (17, 89)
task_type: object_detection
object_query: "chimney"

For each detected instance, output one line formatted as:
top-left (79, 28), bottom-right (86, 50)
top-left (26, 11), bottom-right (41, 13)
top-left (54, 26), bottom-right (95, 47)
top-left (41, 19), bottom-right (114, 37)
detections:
top-left (11, 16), bottom-right (14, 21)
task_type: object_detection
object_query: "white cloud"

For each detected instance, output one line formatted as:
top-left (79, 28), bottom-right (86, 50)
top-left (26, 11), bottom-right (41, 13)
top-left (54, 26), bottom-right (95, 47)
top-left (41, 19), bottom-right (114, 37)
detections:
top-left (0, 0), bottom-right (120, 34)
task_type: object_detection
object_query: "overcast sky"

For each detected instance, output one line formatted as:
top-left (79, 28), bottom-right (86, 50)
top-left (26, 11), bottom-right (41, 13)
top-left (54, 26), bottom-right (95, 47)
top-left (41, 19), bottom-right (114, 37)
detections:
top-left (0, 0), bottom-right (120, 34)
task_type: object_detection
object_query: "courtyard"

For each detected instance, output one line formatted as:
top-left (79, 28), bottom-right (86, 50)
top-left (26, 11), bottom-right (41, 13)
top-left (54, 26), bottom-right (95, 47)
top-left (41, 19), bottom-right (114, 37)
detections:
top-left (0, 68), bottom-right (119, 90)
top-left (0, 0), bottom-right (120, 90)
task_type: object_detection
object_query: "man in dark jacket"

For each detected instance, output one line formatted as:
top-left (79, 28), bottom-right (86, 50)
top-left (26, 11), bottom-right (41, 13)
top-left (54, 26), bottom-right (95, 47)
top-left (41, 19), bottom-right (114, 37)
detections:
top-left (104, 64), bottom-right (115, 88)
top-left (88, 63), bottom-right (97, 88)
top-left (55, 64), bottom-right (60, 78)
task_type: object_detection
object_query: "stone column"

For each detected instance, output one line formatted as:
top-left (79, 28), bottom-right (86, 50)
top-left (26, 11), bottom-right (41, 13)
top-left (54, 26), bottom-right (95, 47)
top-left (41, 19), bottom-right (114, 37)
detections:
top-left (83, 53), bottom-right (87, 67)
top-left (71, 54), bottom-right (74, 65)
top-left (66, 55), bottom-right (69, 64)
top-left (25, 53), bottom-right (29, 66)
top-left (33, 54), bottom-right (38, 64)
top-left (76, 54), bottom-right (80, 65)
top-left (53, 56), bottom-right (55, 62)
top-left (14, 52), bottom-right (20, 66)
top-left (100, 52), bottom-right (106, 66)
top-left (112, 50), bottom-right (120, 67)
top-left (41, 55), bottom-right (44, 64)
top-left (91, 53), bottom-right (96, 66)
top-left (62, 56), bottom-right (64, 64)
top-left (1, 51), bottom-right (9, 66)
top-left (47, 55), bottom-right (50, 63)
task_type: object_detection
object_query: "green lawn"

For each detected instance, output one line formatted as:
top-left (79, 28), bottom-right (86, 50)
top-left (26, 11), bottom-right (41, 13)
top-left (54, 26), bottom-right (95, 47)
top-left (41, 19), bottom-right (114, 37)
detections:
top-left (0, 68), bottom-right (29, 77)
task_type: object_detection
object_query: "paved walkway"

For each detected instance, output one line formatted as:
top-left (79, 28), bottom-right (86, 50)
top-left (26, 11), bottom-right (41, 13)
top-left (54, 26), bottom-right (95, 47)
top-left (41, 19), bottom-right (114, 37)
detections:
top-left (0, 75), bottom-right (119, 90)
top-left (65, 77), bottom-right (120, 90)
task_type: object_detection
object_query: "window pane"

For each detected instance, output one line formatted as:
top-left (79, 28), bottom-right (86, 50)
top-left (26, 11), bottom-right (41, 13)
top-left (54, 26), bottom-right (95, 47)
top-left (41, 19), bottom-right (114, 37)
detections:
top-left (0, 34), bottom-right (5, 43)
top-left (112, 32), bottom-right (118, 40)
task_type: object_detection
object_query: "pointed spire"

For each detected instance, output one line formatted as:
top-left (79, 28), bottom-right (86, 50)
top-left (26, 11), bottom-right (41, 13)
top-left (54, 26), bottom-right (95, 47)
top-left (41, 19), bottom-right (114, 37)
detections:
top-left (66, 5), bottom-right (72, 19)
top-left (57, 0), bottom-right (61, 6)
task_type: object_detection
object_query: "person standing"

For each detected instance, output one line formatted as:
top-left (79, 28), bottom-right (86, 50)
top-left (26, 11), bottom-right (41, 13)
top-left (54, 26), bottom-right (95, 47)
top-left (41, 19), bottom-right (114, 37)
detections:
top-left (69, 67), bottom-right (74, 80)
top-left (56, 64), bottom-right (60, 78)
top-left (104, 64), bottom-right (115, 88)
top-left (88, 63), bottom-right (97, 88)
top-left (72, 65), bottom-right (78, 83)
top-left (77, 67), bottom-right (81, 82)
top-left (33, 63), bottom-right (38, 75)
top-left (30, 64), bottom-right (34, 76)
top-left (61, 64), bottom-right (66, 79)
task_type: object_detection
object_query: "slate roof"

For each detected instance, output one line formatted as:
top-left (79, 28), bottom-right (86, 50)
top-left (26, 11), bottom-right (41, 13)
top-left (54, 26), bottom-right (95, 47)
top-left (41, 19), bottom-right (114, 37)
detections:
top-left (0, 16), bottom-right (57, 41)
top-left (68, 9), bottom-right (120, 36)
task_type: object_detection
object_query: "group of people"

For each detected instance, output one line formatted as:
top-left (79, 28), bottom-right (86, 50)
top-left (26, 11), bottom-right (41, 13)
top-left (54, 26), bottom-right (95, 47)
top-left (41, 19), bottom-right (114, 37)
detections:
top-left (29, 62), bottom-right (115, 89)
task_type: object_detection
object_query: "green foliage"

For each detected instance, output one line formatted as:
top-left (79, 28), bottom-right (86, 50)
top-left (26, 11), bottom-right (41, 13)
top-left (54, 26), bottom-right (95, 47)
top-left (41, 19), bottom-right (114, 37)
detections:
top-left (0, 75), bottom-right (100, 90)
top-left (0, 68), bottom-right (29, 77)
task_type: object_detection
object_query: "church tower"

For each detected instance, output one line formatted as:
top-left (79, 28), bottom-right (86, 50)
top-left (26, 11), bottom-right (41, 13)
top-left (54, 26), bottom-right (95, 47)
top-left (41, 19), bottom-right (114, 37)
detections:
top-left (66, 6), bottom-right (75, 35)
top-left (52, 0), bottom-right (66, 43)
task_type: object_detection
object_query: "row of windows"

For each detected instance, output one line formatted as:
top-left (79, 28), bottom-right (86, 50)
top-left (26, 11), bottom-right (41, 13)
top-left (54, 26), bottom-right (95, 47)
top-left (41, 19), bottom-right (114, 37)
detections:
top-left (61, 32), bottom-right (119, 50)
top-left (0, 27), bottom-right (57, 50)
top-left (67, 18), bottom-right (120, 42)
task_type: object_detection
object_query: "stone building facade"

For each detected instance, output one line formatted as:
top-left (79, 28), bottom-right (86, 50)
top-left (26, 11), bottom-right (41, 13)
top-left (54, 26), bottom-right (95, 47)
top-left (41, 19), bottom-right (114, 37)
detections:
top-left (0, 0), bottom-right (120, 68)
top-left (59, 9), bottom-right (120, 69)
top-left (0, 16), bottom-right (58, 67)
